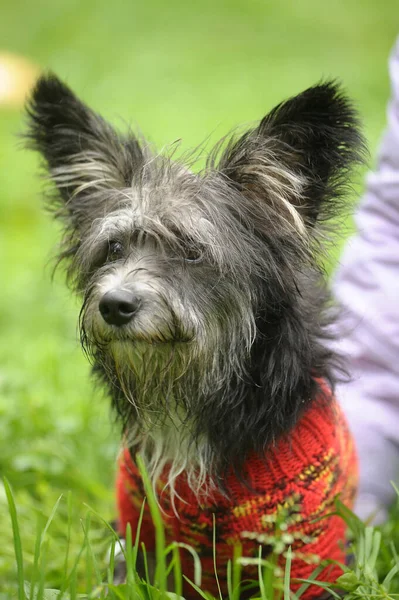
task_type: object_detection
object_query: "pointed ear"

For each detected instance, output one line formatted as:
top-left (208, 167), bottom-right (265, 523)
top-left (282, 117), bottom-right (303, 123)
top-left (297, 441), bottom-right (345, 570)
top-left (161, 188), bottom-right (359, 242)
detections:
top-left (216, 82), bottom-right (366, 228)
top-left (25, 73), bottom-right (144, 227)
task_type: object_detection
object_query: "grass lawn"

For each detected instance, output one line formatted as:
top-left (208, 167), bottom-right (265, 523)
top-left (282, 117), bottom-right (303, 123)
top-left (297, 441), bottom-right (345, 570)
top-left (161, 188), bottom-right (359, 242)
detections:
top-left (1, 0), bottom-right (399, 597)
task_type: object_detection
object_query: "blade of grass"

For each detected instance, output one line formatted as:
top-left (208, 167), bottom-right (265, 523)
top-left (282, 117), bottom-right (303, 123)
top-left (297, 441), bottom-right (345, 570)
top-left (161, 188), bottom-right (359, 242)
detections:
top-left (390, 541), bottom-right (399, 565)
top-left (260, 546), bottom-right (277, 597)
top-left (226, 559), bottom-right (233, 600)
top-left (334, 498), bottom-right (365, 540)
top-left (40, 495), bottom-right (63, 544)
top-left (364, 527), bottom-right (372, 569)
top-left (84, 513), bottom-right (94, 596)
top-left (132, 499), bottom-right (147, 574)
top-left (107, 583), bottom-right (133, 600)
top-left (37, 539), bottom-right (48, 600)
top-left (70, 567), bottom-right (77, 600)
top-left (136, 454), bottom-right (166, 596)
top-left (64, 491), bottom-right (73, 580)
top-left (108, 537), bottom-right (116, 585)
top-left (182, 576), bottom-right (211, 600)
top-left (165, 543), bottom-right (202, 588)
top-left (4, 477), bottom-right (25, 600)
top-left (58, 521), bottom-right (91, 600)
top-left (295, 564), bottom-right (326, 598)
top-left (212, 513), bottom-right (223, 600)
top-left (357, 531), bottom-right (365, 572)
top-left (141, 541), bottom-right (153, 596)
top-left (257, 545), bottom-right (267, 600)
top-left (231, 543), bottom-right (242, 600)
top-left (382, 564), bottom-right (399, 590)
top-left (29, 492), bottom-right (64, 600)
top-left (30, 515), bottom-right (45, 600)
top-left (283, 547), bottom-right (292, 600)
top-left (83, 503), bottom-right (126, 557)
top-left (294, 579), bottom-right (341, 599)
top-left (125, 523), bottom-right (137, 600)
top-left (82, 513), bottom-right (103, 588)
top-left (368, 530), bottom-right (382, 573)
top-left (172, 544), bottom-right (183, 598)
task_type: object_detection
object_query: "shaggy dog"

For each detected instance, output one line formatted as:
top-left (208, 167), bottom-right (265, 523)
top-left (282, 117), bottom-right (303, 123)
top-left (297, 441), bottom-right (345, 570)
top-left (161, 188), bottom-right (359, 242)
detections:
top-left (26, 75), bottom-right (364, 598)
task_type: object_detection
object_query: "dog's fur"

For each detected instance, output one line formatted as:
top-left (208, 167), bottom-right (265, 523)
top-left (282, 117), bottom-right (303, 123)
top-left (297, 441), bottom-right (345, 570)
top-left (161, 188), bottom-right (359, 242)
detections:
top-left (25, 75), bottom-right (365, 502)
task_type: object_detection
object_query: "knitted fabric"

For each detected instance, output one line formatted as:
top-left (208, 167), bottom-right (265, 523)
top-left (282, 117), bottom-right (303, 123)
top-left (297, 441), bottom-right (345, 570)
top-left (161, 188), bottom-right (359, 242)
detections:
top-left (116, 384), bottom-right (358, 599)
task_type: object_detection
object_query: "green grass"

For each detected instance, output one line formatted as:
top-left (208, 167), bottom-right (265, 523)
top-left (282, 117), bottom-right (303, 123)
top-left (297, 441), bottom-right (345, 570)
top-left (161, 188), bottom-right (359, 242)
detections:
top-left (1, 0), bottom-right (399, 597)
top-left (3, 473), bottom-right (399, 599)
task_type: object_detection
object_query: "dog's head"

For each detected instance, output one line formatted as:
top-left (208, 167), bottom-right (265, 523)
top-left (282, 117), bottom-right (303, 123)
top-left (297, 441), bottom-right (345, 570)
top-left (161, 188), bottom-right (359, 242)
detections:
top-left (26, 75), bottom-right (364, 484)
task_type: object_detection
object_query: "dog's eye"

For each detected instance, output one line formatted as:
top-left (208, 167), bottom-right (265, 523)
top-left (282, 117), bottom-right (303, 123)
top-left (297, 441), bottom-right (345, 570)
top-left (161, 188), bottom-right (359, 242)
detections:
top-left (166, 224), bottom-right (203, 264)
top-left (107, 240), bottom-right (124, 262)
top-left (183, 247), bottom-right (203, 264)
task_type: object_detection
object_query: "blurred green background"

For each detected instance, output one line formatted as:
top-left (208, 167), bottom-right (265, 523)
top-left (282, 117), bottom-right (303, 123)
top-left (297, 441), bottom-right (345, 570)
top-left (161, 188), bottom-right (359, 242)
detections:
top-left (0, 0), bottom-right (398, 590)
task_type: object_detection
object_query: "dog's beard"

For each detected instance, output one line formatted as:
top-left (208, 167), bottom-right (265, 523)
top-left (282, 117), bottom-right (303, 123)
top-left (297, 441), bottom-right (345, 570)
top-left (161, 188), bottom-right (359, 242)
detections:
top-left (81, 299), bottom-right (255, 504)
top-left (90, 339), bottom-right (225, 506)
top-left (108, 339), bottom-right (202, 416)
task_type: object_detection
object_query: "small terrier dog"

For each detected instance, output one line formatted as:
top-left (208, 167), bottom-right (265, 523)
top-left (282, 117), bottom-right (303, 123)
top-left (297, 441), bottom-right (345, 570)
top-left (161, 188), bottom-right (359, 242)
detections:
top-left (26, 75), bottom-right (364, 598)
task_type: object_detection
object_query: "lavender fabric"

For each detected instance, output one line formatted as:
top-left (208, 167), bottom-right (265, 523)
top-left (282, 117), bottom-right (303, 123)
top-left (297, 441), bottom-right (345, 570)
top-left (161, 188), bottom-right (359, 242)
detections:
top-left (333, 38), bottom-right (399, 522)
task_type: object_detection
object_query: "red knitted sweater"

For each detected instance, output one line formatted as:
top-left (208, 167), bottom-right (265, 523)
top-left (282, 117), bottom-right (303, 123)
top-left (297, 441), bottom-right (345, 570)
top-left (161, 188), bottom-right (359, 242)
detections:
top-left (116, 385), bottom-right (357, 599)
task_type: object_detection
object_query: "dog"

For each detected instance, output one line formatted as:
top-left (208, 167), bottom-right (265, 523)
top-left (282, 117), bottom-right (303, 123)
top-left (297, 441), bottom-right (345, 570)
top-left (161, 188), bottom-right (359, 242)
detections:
top-left (26, 75), bottom-right (364, 598)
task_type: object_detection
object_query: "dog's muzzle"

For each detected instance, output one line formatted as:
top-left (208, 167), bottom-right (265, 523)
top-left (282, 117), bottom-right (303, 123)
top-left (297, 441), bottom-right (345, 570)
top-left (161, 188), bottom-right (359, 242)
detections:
top-left (99, 289), bottom-right (141, 326)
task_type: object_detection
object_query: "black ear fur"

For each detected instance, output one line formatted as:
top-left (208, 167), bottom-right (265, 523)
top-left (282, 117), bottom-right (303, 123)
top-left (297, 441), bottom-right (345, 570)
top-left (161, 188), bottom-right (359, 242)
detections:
top-left (218, 81), bottom-right (366, 226)
top-left (25, 73), bottom-right (144, 205)
top-left (26, 74), bottom-right (102, 167)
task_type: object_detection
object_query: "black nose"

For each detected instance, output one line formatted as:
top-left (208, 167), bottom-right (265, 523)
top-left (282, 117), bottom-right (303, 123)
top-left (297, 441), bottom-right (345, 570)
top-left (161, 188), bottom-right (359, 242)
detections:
top-left (99, 290), bottom-right (140, 326)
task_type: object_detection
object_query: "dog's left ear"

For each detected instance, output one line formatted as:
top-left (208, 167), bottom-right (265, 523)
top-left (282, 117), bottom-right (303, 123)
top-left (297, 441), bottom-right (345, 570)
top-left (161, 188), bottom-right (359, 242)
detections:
top-left (216, 82), bottom-right (366, 228)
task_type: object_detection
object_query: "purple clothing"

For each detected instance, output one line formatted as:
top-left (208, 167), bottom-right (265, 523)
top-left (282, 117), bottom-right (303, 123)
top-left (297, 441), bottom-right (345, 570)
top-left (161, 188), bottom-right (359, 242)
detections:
top-left (333, 38), bottom-right (399, 522)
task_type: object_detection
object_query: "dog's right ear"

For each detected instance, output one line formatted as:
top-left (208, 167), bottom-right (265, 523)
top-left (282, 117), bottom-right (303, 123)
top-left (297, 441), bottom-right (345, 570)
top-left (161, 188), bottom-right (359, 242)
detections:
top-left (25, 74), bottom-right (144, 229)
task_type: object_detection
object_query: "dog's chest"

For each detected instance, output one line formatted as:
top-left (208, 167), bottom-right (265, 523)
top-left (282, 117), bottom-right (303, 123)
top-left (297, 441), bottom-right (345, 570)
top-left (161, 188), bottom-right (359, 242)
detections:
top-left (117, 397), bottom-right (358, 598)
